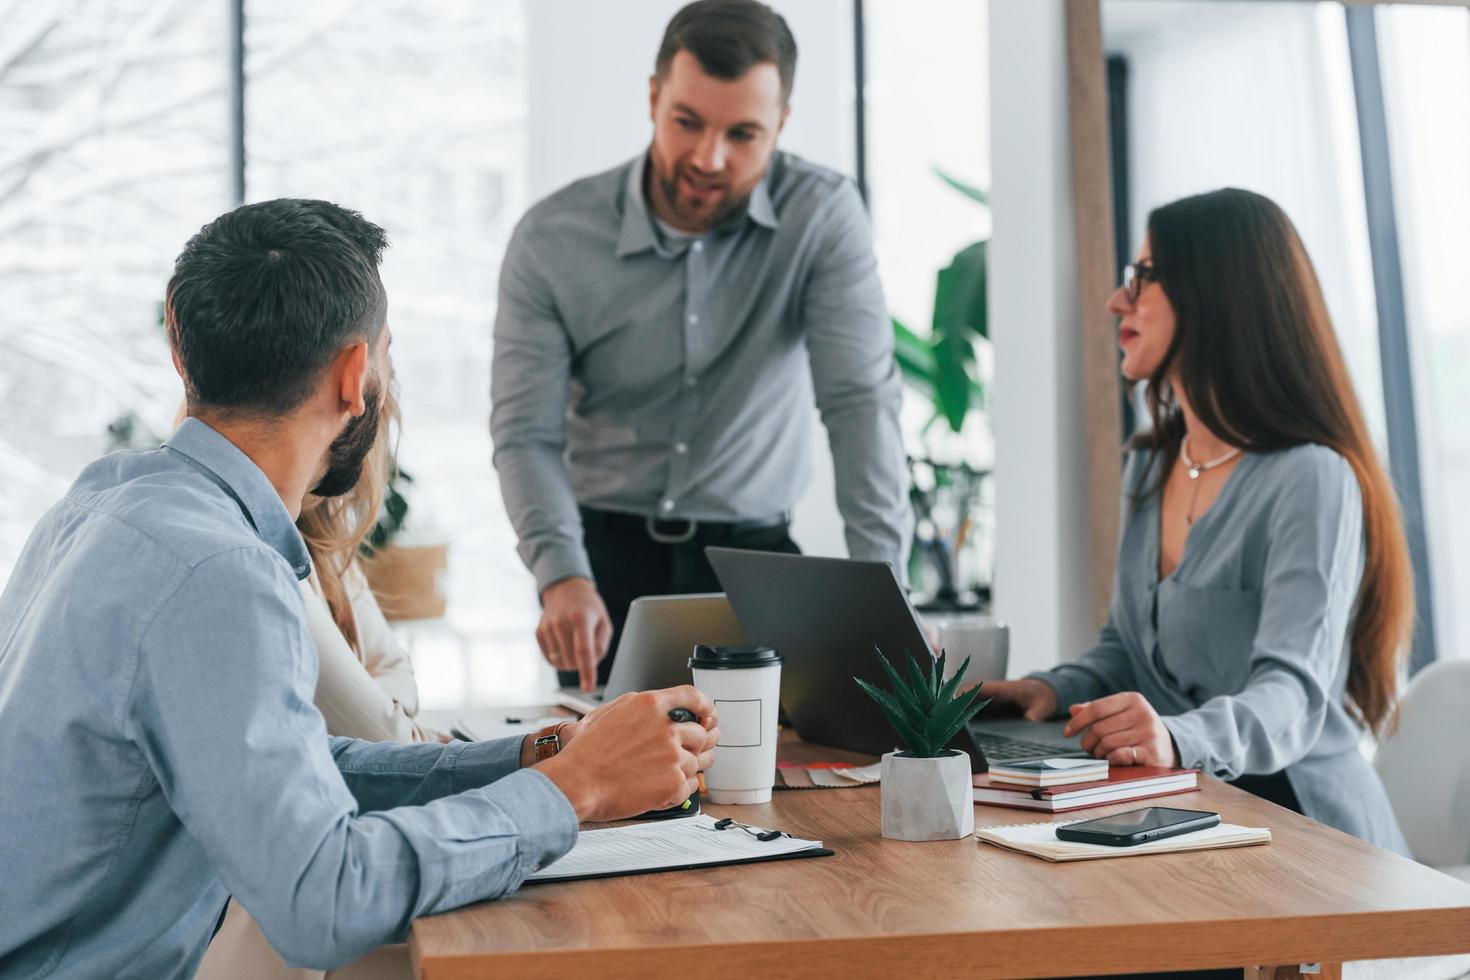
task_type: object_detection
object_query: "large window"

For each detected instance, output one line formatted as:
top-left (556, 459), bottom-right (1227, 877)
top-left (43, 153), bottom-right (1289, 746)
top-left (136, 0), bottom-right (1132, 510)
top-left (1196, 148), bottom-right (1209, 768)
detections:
top-left (1379, 3), bottom-right (1470, 660)
top-left (0, 2), bottom-right (539, 706)
top-left (243, 0), bottom-right (536, 705)
top-left (0, 0), bottom-right (231, 573)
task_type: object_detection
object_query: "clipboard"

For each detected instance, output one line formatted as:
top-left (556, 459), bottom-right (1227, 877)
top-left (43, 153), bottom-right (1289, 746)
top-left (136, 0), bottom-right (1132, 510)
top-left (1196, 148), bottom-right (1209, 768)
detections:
top-left (525, 814), bottom-right (835, 884)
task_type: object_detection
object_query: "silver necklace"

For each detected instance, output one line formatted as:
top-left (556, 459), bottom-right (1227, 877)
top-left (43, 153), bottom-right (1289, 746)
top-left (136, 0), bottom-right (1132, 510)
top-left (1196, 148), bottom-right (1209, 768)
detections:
top-left (1179, 434), bottom-right (1242, 526)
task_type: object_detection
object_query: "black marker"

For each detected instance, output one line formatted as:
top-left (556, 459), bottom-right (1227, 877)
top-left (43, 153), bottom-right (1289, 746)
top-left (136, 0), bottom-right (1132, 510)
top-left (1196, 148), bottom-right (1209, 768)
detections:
top-left (668, 707), bottom-right (697, 723)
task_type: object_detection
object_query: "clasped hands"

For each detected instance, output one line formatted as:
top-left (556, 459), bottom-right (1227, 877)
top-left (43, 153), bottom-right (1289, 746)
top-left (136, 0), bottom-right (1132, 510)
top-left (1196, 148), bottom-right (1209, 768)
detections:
top-left (984, 680), bottom-right (1180, 768)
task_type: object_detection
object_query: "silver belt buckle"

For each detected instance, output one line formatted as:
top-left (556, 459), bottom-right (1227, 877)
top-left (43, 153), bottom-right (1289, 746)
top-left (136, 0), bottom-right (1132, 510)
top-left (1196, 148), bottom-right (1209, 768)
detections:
top-left (646, 516), bottom-right (699, 544)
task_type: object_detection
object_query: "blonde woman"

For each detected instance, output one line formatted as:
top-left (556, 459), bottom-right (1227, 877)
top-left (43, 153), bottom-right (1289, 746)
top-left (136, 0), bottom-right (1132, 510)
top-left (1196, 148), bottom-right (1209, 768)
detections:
top-left (296, 389), bottom-right (444, 744)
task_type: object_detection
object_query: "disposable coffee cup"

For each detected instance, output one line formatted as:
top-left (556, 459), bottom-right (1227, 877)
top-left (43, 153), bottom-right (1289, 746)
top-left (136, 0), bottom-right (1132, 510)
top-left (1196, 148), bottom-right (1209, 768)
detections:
top-left (689, 644), bottom-right (782, 805)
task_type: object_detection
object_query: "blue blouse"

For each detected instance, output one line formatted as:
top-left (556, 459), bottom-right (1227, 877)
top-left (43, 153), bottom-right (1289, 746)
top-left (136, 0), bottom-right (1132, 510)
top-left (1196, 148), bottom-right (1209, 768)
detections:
top-left (1032, 443), bottom-right (1409, 854)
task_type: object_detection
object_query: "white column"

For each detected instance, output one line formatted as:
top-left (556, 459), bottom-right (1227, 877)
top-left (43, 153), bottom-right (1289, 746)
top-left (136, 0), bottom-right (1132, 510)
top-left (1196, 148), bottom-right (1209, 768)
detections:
top-left (987, 1), bottom-right (1095, 677)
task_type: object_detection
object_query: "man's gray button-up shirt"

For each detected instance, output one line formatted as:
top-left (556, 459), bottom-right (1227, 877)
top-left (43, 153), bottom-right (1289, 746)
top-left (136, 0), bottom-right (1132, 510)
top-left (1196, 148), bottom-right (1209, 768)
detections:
top-left (491, 151), bottom-right (910, 590)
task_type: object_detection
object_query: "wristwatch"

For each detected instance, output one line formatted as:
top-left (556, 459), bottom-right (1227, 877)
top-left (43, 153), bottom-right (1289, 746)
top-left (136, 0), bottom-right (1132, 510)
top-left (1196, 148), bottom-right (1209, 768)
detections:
top-left (532, 722), bottom-right (568, 763)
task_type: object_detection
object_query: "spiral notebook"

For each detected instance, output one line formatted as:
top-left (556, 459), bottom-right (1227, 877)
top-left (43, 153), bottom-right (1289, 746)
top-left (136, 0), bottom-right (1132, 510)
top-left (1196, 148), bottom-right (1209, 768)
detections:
top-left (975, 817), bottom-right (1271, 862)
top-left (526, 814), bottom-right (832, 883)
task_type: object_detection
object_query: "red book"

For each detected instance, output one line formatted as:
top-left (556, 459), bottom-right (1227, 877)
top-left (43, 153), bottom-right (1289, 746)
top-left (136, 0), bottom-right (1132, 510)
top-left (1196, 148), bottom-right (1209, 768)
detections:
top-left (973, 765), bottom-right (1200, 813)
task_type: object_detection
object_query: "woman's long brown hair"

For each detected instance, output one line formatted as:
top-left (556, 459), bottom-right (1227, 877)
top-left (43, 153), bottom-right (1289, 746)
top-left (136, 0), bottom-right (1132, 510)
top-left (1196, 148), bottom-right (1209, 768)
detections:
top-left (1134, 188), bottom-right (1413, 736)
top-left (297, 385), bottom-right (399, 655)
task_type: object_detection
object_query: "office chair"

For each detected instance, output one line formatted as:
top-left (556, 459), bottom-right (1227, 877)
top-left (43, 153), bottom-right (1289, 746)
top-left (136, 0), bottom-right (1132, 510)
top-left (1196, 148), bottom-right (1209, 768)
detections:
top-left (1351, 658), bottom-right (1470, 980)
top-left (1375, 658), bottom-right (1470, 877)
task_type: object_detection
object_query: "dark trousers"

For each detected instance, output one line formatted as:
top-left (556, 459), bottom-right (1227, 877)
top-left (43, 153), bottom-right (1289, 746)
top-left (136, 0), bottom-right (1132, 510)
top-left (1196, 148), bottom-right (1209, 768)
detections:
top-left (556, 507), bottom-right (801, 688)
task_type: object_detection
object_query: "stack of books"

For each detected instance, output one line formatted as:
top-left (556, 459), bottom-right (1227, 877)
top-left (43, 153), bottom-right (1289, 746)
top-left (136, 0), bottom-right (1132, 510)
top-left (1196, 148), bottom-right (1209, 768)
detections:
top-left (987, 758), bottom-right (1110, 787)
top-left (975, 758), bottom-right (1199, 813)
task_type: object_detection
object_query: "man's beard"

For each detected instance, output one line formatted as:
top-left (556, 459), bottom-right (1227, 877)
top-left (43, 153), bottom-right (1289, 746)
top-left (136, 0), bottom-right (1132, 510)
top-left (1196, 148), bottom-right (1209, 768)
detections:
top-left (312, 379), bottom-right (383, 498)
top-left (654, 158), bottom-right (750, 232)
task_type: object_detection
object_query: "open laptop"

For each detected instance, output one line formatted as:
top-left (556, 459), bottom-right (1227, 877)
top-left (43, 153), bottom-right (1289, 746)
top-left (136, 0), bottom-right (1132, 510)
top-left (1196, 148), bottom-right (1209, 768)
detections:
top-left (705, 548), bottom-right (1087, 771)
top-left (554, 593), bottom-right (747, 714)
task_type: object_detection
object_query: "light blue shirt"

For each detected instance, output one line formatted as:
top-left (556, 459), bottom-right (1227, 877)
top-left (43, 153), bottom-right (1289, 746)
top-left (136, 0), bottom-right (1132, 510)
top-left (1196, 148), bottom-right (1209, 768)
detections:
top-left (491, 151), bottom-right (911, 591)
top-left (0, 420), bottom-right (577, 978)
top-left (1031, 444), bottom-right (1410, 854)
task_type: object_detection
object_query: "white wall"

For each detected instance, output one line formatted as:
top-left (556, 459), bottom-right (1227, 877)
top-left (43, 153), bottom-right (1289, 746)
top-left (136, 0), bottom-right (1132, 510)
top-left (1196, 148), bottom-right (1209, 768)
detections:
top-left (987, 1), bottom-right (1096, 677)
top-left (524, 0), bottom-right (854, 556)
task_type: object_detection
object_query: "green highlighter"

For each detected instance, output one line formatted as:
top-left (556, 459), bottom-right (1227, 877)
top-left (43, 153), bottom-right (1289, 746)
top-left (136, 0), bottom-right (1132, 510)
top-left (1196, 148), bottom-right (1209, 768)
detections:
top-left (635, 707), bottom-right (703, 820)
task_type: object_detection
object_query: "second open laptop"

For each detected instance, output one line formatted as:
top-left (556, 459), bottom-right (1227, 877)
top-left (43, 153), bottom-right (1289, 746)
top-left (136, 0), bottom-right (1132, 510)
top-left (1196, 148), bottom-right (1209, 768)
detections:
top-left (554, 593), bottom-right (747, 715)
top-left (705, 548), bottom-right (1087, 770)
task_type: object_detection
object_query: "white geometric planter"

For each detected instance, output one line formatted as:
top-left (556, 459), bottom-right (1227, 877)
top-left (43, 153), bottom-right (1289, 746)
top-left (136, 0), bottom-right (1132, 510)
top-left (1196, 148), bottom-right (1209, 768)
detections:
top-left (880, 749), bottom-right (975, 841)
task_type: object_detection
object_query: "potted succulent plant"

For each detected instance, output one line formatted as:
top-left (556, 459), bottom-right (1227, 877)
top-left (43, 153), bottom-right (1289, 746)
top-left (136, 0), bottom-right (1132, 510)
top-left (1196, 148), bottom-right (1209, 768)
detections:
top-left (855, 648), bottom-right (991, 841)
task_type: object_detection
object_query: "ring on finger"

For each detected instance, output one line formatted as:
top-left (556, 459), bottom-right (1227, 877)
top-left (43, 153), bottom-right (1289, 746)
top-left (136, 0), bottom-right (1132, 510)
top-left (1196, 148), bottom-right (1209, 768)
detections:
top-left (1129, 745), bottom-right (1137, 764)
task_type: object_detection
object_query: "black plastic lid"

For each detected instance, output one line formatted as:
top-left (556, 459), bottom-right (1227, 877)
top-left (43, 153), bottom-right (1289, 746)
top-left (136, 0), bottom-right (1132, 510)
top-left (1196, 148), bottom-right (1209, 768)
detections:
top-left (689, 644), bottom-right (782, 670)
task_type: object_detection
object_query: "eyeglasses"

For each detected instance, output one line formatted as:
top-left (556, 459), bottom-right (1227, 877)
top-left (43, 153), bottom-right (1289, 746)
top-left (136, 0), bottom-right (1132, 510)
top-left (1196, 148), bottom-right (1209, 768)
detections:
top-left (1120, 260), bottom-right (1157, 305)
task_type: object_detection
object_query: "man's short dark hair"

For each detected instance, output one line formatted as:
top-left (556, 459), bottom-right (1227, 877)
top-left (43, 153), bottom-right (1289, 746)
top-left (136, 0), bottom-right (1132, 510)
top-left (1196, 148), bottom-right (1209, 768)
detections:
top-left (167, 198), bottom-right (389, 416)
top-left (655, 0), bottom-right (797, 102)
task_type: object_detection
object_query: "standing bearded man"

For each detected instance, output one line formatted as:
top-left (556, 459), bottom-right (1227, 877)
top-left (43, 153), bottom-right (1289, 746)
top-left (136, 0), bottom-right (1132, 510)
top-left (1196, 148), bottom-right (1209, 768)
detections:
top-left (492, 0), bottom-right (910, 692)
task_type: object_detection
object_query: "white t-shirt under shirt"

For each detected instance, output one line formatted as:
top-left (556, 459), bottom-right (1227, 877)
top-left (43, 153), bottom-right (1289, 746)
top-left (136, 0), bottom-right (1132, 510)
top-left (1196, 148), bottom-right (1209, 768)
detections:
top-left (652, 214), bottom-right (704, 252)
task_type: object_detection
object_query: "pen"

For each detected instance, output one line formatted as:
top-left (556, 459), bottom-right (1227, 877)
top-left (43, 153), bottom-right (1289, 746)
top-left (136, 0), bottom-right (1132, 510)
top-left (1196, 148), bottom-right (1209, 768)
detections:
top-left (668, 707), bottom-right (697, 723)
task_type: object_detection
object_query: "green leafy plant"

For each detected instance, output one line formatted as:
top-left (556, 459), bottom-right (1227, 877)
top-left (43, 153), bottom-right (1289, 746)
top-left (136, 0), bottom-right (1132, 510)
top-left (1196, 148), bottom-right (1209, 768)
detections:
top-left (891, 166), bottom-right (989, 435)
top-left (854, 647), bottom-right (992, 758)
top-left (362, 466), bottom-right (413, 556)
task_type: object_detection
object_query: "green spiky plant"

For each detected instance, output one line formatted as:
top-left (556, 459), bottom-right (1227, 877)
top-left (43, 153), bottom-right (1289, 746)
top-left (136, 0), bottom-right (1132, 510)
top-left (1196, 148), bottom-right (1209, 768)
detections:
top-left (854, 647), bottom-right (992, 758)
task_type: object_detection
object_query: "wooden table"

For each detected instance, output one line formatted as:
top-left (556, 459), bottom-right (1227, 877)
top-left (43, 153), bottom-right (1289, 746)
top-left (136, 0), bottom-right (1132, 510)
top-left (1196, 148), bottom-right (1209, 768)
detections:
top-left (410, 731), bottom-right (1470, 979)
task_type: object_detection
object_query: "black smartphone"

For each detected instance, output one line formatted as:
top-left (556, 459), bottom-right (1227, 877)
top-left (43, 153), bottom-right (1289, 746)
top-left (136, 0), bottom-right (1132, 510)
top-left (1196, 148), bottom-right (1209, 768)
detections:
top-left (1055, 806), bottom-right (1220, 847)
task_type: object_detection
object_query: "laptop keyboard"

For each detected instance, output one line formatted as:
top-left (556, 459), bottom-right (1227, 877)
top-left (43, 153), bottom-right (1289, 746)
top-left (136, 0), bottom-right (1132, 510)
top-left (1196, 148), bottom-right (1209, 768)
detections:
top-left (971, 732), bottom-right (1079, 763)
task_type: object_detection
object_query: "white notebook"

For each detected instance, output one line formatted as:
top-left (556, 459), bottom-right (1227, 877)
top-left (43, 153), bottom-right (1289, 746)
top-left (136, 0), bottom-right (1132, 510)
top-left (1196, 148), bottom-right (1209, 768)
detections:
top-left (976, 817), bottom-right (1271, 862)
top-left (527, 814), bottom-right (828, 883)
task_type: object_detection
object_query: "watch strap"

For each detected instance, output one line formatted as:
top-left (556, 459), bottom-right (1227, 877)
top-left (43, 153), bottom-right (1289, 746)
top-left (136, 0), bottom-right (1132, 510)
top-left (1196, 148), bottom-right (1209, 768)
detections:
top-left (532, 723), bottom-right (564, 763)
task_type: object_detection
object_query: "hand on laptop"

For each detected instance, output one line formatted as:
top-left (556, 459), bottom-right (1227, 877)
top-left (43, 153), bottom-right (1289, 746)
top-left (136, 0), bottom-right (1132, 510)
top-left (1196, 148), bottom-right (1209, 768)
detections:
top-left (536, 687), bottom-right (719, 822)
top-left (980, 679), bottom-right (1058, 721)
top-left (537, 576), bottom-right (612, 691)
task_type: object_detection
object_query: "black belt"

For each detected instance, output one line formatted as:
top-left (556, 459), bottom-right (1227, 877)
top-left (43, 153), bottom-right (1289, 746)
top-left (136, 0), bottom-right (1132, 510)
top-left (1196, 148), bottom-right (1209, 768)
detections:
top-left (580, 506), bottom-right (788, 546)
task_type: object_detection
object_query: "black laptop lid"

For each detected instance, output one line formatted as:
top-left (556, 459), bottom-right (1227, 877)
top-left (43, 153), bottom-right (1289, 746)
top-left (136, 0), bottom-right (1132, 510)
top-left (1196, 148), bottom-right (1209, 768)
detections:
top-left (706, 548), bottom-right (945, 757)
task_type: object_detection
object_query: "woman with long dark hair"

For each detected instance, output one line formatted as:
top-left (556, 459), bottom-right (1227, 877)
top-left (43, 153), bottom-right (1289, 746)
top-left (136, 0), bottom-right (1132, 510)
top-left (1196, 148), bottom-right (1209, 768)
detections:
top-left (987, 188), bottom-right (1413, 852)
